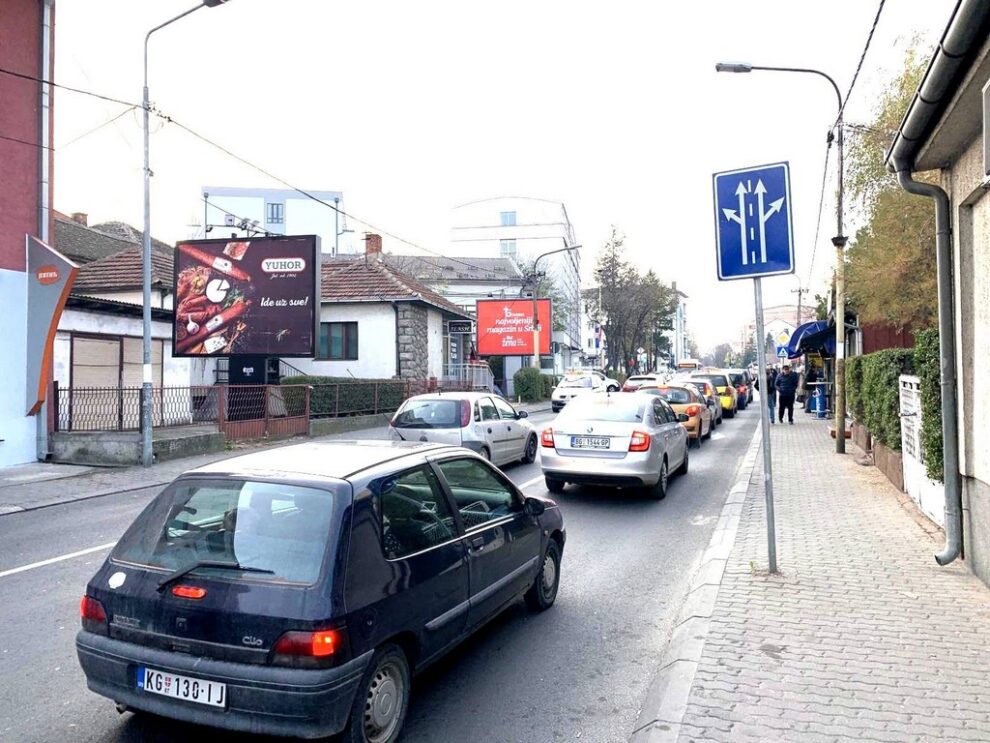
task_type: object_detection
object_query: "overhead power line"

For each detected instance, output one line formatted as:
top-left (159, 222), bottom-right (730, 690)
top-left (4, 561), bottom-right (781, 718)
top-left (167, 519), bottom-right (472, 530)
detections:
top-left (805, 139), bottom-right (833, 287)
top-left (59, 106), bottom-right (138, 149)
top-left (834, 0), bottom-right (886, 127)
top-left (0, 132), bottom-right (52, 151)
top-left (0, 65), bottom-right (140, 108)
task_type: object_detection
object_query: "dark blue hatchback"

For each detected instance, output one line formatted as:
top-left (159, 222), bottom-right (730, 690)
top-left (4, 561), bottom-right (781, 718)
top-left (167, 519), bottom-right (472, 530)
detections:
top-left (76, 440), bottom-right (565, 741)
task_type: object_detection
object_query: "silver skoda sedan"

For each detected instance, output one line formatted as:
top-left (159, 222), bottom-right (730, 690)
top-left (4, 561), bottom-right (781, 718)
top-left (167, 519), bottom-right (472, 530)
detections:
top-left (539, 391), bottom-right (689, 499)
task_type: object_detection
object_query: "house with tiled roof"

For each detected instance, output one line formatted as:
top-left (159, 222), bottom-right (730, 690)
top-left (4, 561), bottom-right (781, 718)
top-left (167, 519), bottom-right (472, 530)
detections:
top-left (71, 244), bottom-right (174, 309)
top-left (287, 234), bottom-right (474, 381)
top-left (54, 212), bottom-right (172, 265)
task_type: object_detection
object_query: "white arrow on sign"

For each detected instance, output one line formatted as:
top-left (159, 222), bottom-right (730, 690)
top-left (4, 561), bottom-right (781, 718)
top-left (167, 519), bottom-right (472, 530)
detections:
top-left (753, 180), bottom-right (785, 265)
top-left (722, 181), bottom-right (749, 266)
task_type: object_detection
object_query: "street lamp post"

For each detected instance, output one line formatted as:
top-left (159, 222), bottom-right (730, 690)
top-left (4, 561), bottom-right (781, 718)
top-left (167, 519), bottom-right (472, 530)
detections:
top-left (715, 61), bottom-right (847, 453)
top-left (527, 243), bottom-right (581, 371)
top-left (142, 1), bottom-right (230, 467)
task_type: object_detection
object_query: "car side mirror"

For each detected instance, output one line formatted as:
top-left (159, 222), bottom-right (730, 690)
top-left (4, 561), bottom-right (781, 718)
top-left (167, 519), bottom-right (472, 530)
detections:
top-left (517, 410), bottom-right (529, 419)
top-left (524, 496), bottom-right (546, 516)
top-left (677, 413), bottom-right (690, 422)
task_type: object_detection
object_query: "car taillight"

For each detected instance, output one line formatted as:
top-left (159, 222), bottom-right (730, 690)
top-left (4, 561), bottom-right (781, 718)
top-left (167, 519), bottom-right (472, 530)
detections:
top-left (685, 404), bottom-right (701, 416)
top-left (460, 399), bottom-right (471, 427)
top-left (541, 428), bottom-right (555, 447)
top-left (171, 585), bottom-right (207, 599)
top-left (272, 627), bottom-right (351, 669)
top-left (629, 431), bottom-right (650, 452)
top-left (80, 595), bottom-right (108, 635)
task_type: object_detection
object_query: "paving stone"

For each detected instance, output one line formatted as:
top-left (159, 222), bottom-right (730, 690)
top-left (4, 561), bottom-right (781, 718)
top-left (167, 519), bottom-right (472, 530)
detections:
top-left (674, 412), bottom-right (990, 742)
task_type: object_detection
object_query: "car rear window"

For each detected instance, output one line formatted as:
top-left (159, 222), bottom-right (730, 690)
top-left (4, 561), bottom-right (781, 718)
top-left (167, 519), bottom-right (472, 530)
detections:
top-left (728, 373), bottom-right (744, 385)
top-left (624, 376), bottom-right (656, 388)
top-left (694, 374), bottom-right (729, 388)
top-left (653, 386), bottom-right (691, 404)
top-left (558, 395), bottom-right (645, 422)
top-left (560, 376), bottom-right (593, 388)
top-left (111, 478), bottom-right (342, 585)
top-left (393, 399), bottom-right (460, 428)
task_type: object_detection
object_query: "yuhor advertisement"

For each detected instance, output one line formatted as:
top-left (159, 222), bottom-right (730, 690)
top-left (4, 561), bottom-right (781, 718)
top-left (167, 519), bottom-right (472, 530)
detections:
top-left (475, 298), bottom-right (552, 356)
top-left (172, 236), bottom-right (319, 357)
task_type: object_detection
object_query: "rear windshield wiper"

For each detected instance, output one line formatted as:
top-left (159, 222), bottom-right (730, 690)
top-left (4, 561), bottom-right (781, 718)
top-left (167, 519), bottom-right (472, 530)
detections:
top-left (157, 560), bottom-right (275, 592)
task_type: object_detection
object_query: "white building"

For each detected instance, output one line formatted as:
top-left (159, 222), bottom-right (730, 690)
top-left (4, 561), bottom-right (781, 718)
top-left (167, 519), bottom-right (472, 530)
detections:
top-left (665, 284), bottom-right (689, 368)
top-left (450, 197), bottom-right (582, 376)
top-left (199, 186), bottom-right (355, 256)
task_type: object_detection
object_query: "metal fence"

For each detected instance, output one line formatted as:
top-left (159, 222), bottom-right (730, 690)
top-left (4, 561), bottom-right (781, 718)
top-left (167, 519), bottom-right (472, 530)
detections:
top-left (442, 363), bottom-right (494, 392)
top-left (54, 378), bottom-right (474, 438)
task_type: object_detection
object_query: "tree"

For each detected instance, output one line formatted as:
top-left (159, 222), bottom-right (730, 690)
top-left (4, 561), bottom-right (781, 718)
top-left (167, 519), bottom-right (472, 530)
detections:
top-left (844, 42), bottom-right (938, 330)
top-left (516, 258), bottom-right (570, 333)
top-left (583, 228), bottom-right (680, 374)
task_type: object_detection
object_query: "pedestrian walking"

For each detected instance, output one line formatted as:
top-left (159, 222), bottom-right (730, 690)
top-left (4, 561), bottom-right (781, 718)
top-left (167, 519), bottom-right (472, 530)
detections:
top-left (754, 366), bottom-right (777, 423)
top-left (775, 364), bottom-right (799, 424)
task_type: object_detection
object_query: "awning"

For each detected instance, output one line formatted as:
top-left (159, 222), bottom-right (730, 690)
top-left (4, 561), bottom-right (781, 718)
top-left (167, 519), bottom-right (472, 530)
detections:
top-left (784, 320), bottom-right (833, 359)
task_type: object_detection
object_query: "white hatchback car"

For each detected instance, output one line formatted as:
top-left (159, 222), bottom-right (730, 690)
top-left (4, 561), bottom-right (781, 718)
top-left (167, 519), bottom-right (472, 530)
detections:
top-left (391, 392), bottom-right (538, 467)
top-left (540, 392), bottom-right (689, 499)
top-left (551, 374), bottom-right (607, 412)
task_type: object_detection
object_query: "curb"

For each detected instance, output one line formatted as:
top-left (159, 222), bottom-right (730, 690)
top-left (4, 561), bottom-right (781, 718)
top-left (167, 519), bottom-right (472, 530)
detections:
top-left (630, 423), bottom-right (763, 743)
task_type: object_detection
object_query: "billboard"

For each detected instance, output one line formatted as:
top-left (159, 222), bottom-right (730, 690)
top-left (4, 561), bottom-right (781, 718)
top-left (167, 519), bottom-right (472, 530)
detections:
top-left (476, 298), bottom-right (551, 356)
top-left (172, 236), bottom-right (320, 357)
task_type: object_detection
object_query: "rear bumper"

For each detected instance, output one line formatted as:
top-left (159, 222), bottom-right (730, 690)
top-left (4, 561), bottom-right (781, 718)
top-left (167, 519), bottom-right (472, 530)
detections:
top-left (541, 449), bottom-right (656, 487)
top-left (76, 630), bottom-right (371, 739)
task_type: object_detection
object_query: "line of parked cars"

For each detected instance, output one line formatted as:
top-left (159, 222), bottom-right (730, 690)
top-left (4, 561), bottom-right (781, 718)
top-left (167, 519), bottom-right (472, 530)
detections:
top-left (74, 367), bottom-right (751, 743)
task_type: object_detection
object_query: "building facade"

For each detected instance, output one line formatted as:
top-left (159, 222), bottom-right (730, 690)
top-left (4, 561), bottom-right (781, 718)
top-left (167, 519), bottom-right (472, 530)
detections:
top-left (199, 186), bottom-right (351, 256)
top-left (0, 0), bottom-right (55, 466)
top-left (450, 197), bottom-right (581, 374)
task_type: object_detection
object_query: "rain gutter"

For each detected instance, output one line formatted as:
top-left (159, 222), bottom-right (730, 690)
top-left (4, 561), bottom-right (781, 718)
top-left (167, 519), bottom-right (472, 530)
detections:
top-left (884, 0), bottom-right (990, 565)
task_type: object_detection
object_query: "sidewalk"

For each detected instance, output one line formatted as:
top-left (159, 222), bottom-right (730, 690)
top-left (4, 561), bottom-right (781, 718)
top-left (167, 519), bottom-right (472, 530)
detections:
top-left (635, 408), bottom-right (990, 742)
top-left (0, 401), bottom-right (552, 514)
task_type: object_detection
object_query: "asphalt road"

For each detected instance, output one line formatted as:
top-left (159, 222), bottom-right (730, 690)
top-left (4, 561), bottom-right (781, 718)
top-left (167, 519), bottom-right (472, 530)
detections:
top-left (0, 406), bottom-right (759, 743)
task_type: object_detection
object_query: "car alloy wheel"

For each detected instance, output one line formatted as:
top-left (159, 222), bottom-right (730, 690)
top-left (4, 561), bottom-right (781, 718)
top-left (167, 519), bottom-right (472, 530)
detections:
top-left (523, 435), bottom-right (538, 463)
top-left (649, 460), bottom-right (668, 500)
top-left (526, 540), bottom-right (561, 611)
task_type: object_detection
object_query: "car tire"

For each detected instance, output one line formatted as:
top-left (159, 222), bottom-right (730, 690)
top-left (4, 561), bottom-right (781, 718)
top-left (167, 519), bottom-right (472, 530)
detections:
top-left (607, 385), bottom-right (619, 392)
top-left (647, 459), bottom-right (668, 500)
top-left (704, 420), bottom-right (713, 440)
top-left (678, 446), bottom-right (690, 475)
top-left (522, 435), bottom-right (538, 464)
top-left (525, 539), bottom-right (561, 611)
top-left (694, 430), bottom-right (703, 448)
top-left (545, 477), bottom-right (565, 494)
top-left (342, 643), bottom-right (410, 743)
top-left (479, 446), bottom-right (491, 461)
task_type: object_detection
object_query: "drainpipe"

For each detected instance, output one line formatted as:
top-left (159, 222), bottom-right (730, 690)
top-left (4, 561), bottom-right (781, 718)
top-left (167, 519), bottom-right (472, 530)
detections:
top-left (36, 0), bottom-right (54, 461)
top-left (392, 303), bottom-right (401, 377)
top-left (895, 169), bottom-right (962, 565)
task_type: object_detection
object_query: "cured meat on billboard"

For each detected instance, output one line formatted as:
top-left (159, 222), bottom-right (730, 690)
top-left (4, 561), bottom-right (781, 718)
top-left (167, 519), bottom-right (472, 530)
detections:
top-left (475, 299), bottom-right (551, 356)
top-left (172, 236), bottom-right (320, 357)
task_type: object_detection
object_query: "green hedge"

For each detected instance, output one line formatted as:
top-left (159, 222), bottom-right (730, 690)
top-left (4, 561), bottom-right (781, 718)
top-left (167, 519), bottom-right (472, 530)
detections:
top-left (914, 329), bottom-right (943, 482)
top-left (845, 355), bottom-right (864, 422)
top-left (513, 367), bottom-right (544, 403)
top-left (280, 375), bottom-right (409, 418)
top-left (846, 349), bottom-right (914, 450)
top-left (541, 373), bottom-right (555, 399)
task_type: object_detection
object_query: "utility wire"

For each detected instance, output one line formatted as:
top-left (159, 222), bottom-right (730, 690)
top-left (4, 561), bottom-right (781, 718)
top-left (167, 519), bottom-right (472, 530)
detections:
top-left (202, 197), bottom-right (285, 237)
top-left (59, 106), bottom-right (138, 149)
top-left (158, 112), bottom-right (491, 274)
top-left (0, 65), bottom-right (140, 108)
top-left (0, 132), bottom-right (52, 151)
top-left (834, 0), bottom-right (886, 127)
top-left (805, 140), bottom-right (833, 287)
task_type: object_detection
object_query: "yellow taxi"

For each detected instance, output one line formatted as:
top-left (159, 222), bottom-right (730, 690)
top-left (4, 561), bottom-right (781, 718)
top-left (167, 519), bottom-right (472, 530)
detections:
top-left (637, 384), bottom-right (713, 446)
top-left (689, 372), bottom-right (738, 418)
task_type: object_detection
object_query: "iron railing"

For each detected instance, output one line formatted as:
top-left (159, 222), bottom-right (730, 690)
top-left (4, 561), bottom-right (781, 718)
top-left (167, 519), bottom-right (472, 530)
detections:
top-left (442, 363), bottom-right (494, 392)
top-left (53, 379), bottom-right (475, 434)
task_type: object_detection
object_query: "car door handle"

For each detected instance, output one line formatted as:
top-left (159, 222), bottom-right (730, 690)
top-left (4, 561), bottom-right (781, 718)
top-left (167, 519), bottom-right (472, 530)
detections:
top-left (468, 535), bottom-right (485, 551)
top-left (487, 428), bottom-right (493, 434)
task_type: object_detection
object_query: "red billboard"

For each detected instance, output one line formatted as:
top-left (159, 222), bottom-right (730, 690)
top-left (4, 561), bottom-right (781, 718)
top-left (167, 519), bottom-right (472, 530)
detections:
top-left (476, 299), bottom-right (552, 356)
top-left (172, 236), bottom-right (320, 357)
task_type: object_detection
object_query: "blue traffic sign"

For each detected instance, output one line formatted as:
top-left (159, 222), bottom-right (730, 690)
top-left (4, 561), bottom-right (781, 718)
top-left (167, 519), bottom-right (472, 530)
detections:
top-left (713, 162), bottom-right (795, 281)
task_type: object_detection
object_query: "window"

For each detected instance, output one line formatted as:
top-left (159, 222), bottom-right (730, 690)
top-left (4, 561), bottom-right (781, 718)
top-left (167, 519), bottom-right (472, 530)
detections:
top-left (266, 202), bottom-right (284, 225)
top-left (435, 458), bottom-right (521, 529)
top-left (111, 480), bottom-right (337, 585)
top-left (499, 211), bottom-right (516, 226)
top-left (377, 467), bottom-right (456, 559)
top-left (478, 397), bottom-right (499, 421)
top-left (657, 399), bottom-right (677, 424)
top-left (492, 397), bottom-right (518, 420)
top-left (319, 322), bottom-right (358, 360)
top-left (499, 239), bottom-right (517, 258)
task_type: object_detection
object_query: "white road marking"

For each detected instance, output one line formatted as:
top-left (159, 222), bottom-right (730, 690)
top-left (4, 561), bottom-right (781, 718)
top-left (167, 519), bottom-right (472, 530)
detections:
top-left (0, 541), bottom-right (115, 579)
top-left (710, 431), bottom-right (727, 440)
top-left (518, 475), bottom-right (546, 491)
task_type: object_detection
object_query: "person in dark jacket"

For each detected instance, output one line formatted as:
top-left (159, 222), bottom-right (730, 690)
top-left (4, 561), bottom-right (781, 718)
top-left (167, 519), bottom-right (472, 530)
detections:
top-left (755, 366), bottom-right (777, 423)
top-left (775, 364), bottom-right (799, 424)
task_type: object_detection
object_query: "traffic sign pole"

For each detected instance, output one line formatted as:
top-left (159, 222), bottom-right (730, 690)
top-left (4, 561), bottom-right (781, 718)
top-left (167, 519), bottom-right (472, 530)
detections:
top-left (754, 277), bottom-right (778, 573)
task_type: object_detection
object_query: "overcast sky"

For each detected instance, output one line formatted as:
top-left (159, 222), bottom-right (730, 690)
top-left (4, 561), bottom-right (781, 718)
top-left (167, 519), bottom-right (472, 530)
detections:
top-left (52, 0), bottom-right (955, 351)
